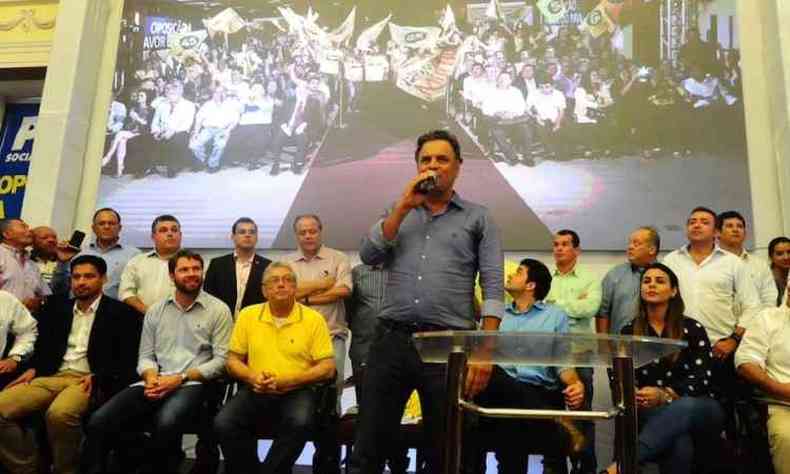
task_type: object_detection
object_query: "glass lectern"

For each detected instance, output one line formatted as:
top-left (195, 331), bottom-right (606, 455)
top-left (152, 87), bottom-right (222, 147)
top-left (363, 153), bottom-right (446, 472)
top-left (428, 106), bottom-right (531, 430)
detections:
top-left (412, 331), bottom-right (687, 474)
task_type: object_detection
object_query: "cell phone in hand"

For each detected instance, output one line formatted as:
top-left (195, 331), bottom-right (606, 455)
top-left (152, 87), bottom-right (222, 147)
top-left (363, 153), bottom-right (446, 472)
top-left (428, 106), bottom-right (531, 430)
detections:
top-left (67, 230), bottom-right (86, 250)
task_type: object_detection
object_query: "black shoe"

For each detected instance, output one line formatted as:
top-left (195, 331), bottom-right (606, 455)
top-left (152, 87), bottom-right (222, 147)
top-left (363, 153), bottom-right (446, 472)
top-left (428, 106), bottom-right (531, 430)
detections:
top-left (269, 162), bottom-right (280, 176)
top-left (165, 167), bottom-right (176, 178)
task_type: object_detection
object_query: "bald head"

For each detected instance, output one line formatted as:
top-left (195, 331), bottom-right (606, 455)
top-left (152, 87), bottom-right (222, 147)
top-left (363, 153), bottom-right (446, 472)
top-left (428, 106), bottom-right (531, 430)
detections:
top-left (32, 226), bottom-right (58, 259)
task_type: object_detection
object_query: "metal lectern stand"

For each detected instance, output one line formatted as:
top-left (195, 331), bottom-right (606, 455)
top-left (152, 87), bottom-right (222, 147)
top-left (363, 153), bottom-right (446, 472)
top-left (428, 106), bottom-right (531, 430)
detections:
top-left (412, 331), bottom-right (686, 474)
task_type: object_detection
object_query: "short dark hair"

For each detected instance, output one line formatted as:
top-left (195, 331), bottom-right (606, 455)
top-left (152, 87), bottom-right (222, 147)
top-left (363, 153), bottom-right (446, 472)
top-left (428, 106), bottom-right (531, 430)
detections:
top-left (769, 236), bottom-right (790, 259)
top-left (293, 214), bottom-right (322, 232)
top-left (519, 258), bottom-right (552, 301)
top-left (0, 219), bottom-right (18, 242)
top-left (168, 249), bottom-right (204, 274)
top-left (415, 130), bottom-right (463, 163)
top-left (716, 210), bottom-right (746, 231)
top-left (71, 254), bottom-right (108, 276)
top-left (232, 217), bottom-right (257, 234)
top-left (556, 229), bottom-right (580, 248)
top-left (151, 214), bottom-right (180, 234)
top-left (93, 207), bottom-right (121, 224)
top-left (688, 206), bottom-right (717, 222)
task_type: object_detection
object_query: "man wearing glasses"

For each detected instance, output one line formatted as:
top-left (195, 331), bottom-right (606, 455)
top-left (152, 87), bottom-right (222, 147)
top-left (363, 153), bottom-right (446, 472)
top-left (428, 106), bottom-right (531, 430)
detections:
top-left (214, 262), bottom-right (336, 474)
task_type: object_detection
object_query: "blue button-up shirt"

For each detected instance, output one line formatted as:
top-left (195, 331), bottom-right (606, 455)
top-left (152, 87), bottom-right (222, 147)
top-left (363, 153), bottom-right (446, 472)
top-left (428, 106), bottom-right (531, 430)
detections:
top-left (137, 290), bottom-right (233, 381)
top-left (599, 262), bottom-right (644, 335)
top-left (359, 193), bottom-right (504, 329)
top-left (51, 241), bottom-right (141, 299)
top-left (499, 301), bottom-right (570, 389)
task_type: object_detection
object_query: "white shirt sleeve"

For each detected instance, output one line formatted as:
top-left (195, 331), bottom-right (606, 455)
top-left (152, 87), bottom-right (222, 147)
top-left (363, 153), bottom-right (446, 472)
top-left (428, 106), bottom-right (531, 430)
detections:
top-left (119, 256), bottom-right (139, 302)
top-left (7, 297), bottom-right (37, 359)
top-left (735, 260), bottom-right (763, 330)
top-left (735, 307), bottom-right (772, 370)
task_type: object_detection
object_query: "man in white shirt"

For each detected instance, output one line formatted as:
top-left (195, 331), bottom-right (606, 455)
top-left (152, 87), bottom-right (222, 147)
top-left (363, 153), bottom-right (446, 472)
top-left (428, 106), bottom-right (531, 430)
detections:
top-left (462, 63), bottom-right (490, 109)
top-left (0, 219), bottom-right (51, 312)
top-left (0, 291), bottom-right (37, 389)
top-left (138, 81), bottom-right (196, 178)
top-left (119, 215), bottom-right (182, 315)
top-left (716, 210), bottom-right (777, 308)
top-left (526, 73), bottom-right (566, 157)
top-left (663, 206), bottom-right (761, 417)
top-left (189, 86), bottom-right (240, 173)
top-left (481, 71), bottom-right (531, 166)
top-left (735, 284), bottom-right (790, 474)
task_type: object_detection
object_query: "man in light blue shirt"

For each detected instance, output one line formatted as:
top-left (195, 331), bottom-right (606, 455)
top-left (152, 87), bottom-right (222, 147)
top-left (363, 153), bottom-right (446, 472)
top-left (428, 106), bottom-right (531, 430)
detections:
top-left (82, 250), bottom-right (232, 474)
top-left (463, 258), bottom-right (584, 474)
top-left (52, 208), bottom-right (141, 299)
top-left (596, 227), bottom-right (660, 335)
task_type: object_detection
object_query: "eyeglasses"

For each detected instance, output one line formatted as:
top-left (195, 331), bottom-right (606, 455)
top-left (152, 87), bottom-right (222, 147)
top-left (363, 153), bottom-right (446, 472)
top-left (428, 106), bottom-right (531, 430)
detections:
top-left (235, 229), bottom-right (258, 235)
top-left (263, 275), bottom-right (296, 286)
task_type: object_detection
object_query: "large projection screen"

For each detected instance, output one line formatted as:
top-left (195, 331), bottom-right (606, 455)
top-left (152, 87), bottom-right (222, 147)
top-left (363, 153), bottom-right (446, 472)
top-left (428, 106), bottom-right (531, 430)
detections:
top-left (96, 0), bottom-right (752, 250)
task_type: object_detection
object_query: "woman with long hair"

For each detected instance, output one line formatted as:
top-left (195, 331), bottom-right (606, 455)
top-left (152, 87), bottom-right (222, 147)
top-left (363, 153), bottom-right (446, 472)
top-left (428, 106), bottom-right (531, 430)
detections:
top-left (102, 89), bottom-right (152, 177)
top-left (769, 237), bottom-right (790, 306)
top-left (602, 263), bottom-right (724, 474)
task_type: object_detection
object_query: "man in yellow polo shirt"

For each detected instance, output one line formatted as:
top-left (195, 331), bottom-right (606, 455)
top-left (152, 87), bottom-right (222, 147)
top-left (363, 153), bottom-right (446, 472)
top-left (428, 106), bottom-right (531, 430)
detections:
top-left (214, 262), bottom-right (336, 474)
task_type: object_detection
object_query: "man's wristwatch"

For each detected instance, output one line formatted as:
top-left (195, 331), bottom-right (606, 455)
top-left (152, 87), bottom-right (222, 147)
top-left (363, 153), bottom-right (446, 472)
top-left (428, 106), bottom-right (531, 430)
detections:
top-left (729, 332), bottom-right (742, 344)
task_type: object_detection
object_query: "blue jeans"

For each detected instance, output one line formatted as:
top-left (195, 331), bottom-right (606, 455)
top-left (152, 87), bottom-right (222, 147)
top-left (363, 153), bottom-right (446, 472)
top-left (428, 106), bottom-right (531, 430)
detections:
top-left (190, 127), bottom-right (230, 169)
top-left (82, 384), bottom-right (206, 474)
top-left (638, 396), bottom-right (725, 474)
top-left (214, 386), bottom-right (317, 474)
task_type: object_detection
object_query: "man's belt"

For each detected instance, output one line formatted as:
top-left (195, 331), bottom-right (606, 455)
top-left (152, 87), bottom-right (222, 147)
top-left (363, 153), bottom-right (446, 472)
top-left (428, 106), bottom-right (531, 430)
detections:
top-left (379, 319), bottom-right (456, 334)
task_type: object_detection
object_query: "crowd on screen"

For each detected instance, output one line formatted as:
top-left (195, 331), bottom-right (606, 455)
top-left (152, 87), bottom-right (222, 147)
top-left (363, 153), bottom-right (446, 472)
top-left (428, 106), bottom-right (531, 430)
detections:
top-left (0, 180), bottom-right (789, 474)
top-left (102, 8), bottom-right (745, 180)
top-left (103, 28), bottom-right (336, 179)
top-left (453, 19), bottom-right (744, 165)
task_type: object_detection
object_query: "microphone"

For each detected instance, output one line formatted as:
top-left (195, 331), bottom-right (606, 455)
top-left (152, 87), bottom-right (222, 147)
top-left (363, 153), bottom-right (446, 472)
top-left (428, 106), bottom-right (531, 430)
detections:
top-left (415, 174), bottom-right (437, 194)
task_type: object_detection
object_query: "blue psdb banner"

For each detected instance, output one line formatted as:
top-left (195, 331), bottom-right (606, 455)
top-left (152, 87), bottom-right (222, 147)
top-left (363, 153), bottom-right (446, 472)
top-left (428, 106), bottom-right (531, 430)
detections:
top-left (0, 103), bottom-right (39, 219)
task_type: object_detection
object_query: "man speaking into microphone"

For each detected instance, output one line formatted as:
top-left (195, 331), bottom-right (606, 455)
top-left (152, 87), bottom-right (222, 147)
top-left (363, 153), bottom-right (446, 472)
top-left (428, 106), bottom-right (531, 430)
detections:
top-left (349, 130), bottom-right (504, 473)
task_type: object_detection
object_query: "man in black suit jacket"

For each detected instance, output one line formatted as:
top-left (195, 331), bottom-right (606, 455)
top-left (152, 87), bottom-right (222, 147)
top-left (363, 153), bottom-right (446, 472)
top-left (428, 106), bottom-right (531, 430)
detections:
top-left (196, 217), bottom-right (270, 474)
top-left (204, 217), bottom-right (271, 318)
top-left (0, 255), bottom-right (141, 474)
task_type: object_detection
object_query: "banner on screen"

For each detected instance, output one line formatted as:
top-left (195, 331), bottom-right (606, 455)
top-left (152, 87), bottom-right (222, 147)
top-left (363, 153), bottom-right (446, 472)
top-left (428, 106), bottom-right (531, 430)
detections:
top-left (0, 103), bottom-right (39, 219)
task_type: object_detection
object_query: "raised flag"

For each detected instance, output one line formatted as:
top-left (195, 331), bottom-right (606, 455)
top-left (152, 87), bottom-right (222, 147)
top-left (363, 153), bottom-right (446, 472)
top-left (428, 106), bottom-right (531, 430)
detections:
top-left (537, 0), bottom-right (568, 24)
top-left (355, 13), bottom-right (391, 51)
top-left (327, 7), bottom-right (356, 46)
top-left (202, 7), bottom-right (245, 37)
top-left (388, 23), bottom-right (442, 50)
top-left (582, 2), bottom-right (615, 38)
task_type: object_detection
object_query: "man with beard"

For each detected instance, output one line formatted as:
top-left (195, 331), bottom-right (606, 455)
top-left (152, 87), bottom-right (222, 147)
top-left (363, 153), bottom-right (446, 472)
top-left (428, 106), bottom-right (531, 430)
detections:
top-left (120, 215), bottom-right (182, 315)
top-left (30, 226), bottom-right (60, 292)
top-left (83, 250), bottom-right (232, 474)
top-left (0, 255), bottom-right (141, 474)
